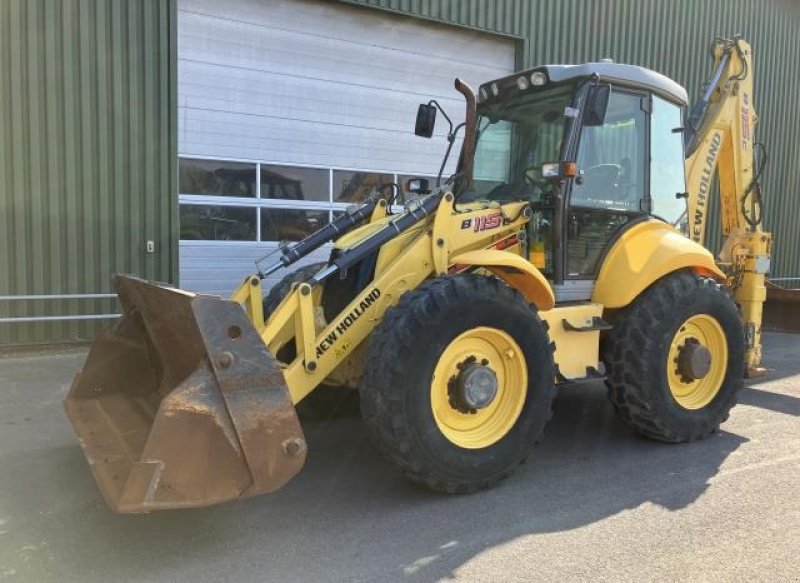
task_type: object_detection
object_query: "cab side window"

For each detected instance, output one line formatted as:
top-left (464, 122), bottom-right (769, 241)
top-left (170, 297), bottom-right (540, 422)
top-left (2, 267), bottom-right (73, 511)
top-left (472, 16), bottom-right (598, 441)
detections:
top-left (571, 91), bottom-right (646, 211)
top-left (650, 95), bottom-right (687, 225)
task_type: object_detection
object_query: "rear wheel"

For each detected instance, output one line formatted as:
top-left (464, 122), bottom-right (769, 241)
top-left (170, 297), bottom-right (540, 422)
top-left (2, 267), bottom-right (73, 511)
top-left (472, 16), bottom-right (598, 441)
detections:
top-left (602, 270), bottom-right (744, 442)
top-left (360, 275), bottom-right (556, 493)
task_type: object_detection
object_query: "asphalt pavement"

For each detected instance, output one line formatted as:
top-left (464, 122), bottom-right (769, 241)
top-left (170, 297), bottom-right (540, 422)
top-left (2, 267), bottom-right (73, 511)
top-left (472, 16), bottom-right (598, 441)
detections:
top-left (0, 333), bottom-right (798, 582)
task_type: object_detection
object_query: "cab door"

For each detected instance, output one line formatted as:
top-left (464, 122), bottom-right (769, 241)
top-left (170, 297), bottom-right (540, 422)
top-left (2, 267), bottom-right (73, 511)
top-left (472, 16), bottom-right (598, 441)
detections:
top-left (565, 89), bottom-right (649, 279)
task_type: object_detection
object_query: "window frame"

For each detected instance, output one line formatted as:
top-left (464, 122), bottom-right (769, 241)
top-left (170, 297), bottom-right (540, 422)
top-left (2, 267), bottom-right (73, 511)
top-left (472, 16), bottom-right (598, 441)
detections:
top-left (648, 94), bottom-right (688, 226)
top-left (178, 155), bottom-right (429, 244)
top-left (568, 87), bottom-right (651, 215)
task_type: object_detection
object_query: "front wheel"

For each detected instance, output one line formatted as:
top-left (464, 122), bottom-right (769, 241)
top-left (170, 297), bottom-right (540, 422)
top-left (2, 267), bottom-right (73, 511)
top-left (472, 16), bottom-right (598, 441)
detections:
top-left (602, 270), bottom-right (744, 442)
top-left (360, 275), bottom-right (556, 493)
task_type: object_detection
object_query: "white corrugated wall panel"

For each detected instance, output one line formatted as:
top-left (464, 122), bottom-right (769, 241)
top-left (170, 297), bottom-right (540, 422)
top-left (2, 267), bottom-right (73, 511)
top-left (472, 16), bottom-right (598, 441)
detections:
top-left (178, 0), bottom-right (516, 296)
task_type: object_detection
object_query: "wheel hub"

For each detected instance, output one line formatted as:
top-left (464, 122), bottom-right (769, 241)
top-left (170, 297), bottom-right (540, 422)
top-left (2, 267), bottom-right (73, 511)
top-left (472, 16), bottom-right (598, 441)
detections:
top-left (432, 326), bottom-right (528, 449)
top-left (676, 338), bottom-right (712, 382)
top-left (454, 363), bottom-right (498, 410)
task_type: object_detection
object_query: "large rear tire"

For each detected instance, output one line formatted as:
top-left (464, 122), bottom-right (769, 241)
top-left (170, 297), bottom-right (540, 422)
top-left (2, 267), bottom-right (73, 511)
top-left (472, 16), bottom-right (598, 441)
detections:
top-left (360, 275), bottom-right (556, 493)
top-left (602, 270), bottom-right (744, 442)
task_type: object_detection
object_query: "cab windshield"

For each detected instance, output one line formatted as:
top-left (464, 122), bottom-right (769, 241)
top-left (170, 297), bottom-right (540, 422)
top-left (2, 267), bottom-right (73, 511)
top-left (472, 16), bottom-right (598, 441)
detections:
top-left (468, 84), bottom-right (575, 203)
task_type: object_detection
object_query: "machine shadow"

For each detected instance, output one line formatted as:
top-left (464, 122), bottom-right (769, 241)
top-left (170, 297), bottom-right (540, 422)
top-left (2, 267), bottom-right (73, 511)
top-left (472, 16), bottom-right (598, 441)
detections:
top-left (751, 331), bottom-right (800, 383)
top-left (403, 384), bottom-right (747, 580)
top-left (738, 386), bottom-right (800, 417)
top-left (2, 380), bottom-right (746, 582)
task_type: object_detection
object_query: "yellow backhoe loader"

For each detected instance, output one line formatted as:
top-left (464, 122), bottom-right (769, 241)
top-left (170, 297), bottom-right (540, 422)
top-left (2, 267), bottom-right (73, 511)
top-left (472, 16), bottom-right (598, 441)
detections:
top-left (66, 37), bottom-right (775, 513)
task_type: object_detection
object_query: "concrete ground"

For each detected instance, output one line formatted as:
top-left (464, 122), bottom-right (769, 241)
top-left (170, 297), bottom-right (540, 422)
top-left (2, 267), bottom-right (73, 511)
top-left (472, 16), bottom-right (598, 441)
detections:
top-left (0, 334), bottom-right (798, 583)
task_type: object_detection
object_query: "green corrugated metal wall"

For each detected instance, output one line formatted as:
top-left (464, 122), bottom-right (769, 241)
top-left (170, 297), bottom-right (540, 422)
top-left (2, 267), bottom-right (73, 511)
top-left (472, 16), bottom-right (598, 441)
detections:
top-left (1, 0), bottom-right (797, 346)
top-left (0, 0), bottom-right (177, 345)
top-left (346, 0), bottom-right (800, 278)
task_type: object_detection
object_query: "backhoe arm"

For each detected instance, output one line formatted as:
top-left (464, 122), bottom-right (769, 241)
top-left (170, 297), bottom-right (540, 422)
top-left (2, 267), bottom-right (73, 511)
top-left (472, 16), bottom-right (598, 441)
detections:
top-left (684, 37), bottom-right (770, 376)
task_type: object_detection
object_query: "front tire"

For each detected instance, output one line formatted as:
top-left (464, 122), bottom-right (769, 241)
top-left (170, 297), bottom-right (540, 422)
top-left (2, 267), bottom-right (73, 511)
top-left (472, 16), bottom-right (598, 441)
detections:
top-left (602, 270), bottom-right (744, 442)
top-left (360, 275), bottom-right (556, 493)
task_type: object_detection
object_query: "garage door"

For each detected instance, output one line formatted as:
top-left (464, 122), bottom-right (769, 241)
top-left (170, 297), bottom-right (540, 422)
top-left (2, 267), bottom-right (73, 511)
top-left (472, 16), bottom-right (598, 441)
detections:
top-left (178, 0), bottom-right (517, 296)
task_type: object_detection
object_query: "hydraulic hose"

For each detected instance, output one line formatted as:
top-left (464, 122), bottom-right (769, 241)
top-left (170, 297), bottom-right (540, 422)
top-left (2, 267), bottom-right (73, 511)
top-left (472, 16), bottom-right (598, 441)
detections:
top-left (311, 189), bottom-right (445, 284)
top-left (685, 51), bottom-right (730, 155)
top-left (258, 196), bottom-right (383, 278)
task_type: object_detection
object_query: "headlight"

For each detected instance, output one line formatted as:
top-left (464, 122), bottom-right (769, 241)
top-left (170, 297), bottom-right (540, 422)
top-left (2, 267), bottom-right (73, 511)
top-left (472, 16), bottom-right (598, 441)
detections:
top-left (530, 71), bottom-right (547, 86)
top-left (479, 87), bottom-right (488, 102)
top-left (490, 82), bottom-right (499, 97)
top-left (516, 75), bottom-right (529, 90)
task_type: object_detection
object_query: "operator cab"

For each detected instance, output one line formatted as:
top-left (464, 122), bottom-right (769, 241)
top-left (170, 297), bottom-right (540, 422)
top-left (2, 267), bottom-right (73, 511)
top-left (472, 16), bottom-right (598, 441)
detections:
top-left (468, 62), bottom-right (689, 298)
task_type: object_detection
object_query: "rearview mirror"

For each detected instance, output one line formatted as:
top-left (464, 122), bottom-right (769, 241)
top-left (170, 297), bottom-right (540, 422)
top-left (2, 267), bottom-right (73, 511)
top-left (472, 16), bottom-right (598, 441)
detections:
top-left (415, 104), bottom-right (437, 138)
top-left (583, 84), bottom-right (611, 127)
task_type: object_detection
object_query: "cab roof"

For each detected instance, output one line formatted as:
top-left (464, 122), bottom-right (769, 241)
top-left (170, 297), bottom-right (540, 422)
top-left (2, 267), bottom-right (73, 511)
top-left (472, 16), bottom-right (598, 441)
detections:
top-left (480, 62), bottom-right (688, 106)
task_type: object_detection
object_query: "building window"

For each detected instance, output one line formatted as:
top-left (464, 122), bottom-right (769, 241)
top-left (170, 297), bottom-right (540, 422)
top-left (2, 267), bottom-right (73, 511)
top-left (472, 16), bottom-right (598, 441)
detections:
top-left (333, 171), bottom-right (394, 203)
top-left (261, 208), bottom-right (330, 242)
top-left (178, 157), bottom-right (432, 243)
top-left (180, 205), bottom-right (257, 241)
top-left (179, 158), bottom-right (256, 197)
top-left (261, 164), bottom-right (329, 202)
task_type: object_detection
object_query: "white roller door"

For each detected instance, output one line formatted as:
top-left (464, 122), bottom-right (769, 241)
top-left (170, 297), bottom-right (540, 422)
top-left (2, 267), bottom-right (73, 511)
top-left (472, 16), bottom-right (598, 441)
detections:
top-left (178, 0), bottom-right (516, 296)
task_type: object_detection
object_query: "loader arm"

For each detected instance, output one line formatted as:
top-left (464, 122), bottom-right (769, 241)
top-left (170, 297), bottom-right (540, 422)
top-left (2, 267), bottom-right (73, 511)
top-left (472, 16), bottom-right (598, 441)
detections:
top-left (252, 195), bottom-right (538, 405)
top-left (684, 37), bottom-right (770, 376)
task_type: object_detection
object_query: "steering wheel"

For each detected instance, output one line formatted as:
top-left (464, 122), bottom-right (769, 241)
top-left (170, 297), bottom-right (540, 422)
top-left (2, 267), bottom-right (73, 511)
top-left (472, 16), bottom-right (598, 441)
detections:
top-left (482, 182), bottom-right (522, 202)
top-left (584, 163), bottom-right (622, 184)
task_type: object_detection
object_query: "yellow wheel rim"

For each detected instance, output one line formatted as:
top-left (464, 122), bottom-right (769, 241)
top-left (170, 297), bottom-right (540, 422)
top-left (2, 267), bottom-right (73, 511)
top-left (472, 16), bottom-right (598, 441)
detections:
top-left (431, 327), bottom-right (527, 449)
top-left (667, 314), bottom-right (728, 410)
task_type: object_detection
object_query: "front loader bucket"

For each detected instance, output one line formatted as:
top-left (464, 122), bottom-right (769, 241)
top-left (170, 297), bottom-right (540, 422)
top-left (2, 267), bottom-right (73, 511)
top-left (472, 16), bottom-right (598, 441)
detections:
top-left (64, 275), bottom-right (306, 513)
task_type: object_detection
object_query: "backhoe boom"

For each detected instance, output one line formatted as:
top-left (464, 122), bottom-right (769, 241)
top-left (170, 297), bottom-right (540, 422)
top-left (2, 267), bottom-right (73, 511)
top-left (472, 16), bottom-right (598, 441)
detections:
top-left (684, 37), bottom-right (770, 376)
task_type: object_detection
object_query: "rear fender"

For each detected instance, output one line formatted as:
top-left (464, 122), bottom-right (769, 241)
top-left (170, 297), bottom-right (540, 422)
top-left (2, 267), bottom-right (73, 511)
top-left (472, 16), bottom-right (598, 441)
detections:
top-left (450, 250), bottom-right (555, 311)
top-left (593, 220), bottom-right (725, 309)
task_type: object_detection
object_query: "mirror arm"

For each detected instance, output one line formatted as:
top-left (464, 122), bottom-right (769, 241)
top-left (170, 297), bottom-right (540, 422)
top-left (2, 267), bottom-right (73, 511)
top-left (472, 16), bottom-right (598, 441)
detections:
top-left (434, 122), bottom-right (466, 187)
top-left (427, 100), bottom-right (454, 136)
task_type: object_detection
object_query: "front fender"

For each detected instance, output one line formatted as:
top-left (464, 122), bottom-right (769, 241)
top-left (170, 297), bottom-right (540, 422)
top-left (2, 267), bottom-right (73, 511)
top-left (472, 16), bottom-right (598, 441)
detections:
top-left (451, 250), bottom-right (555, 311)
top-left (592, 220), bottom-right (725, 309)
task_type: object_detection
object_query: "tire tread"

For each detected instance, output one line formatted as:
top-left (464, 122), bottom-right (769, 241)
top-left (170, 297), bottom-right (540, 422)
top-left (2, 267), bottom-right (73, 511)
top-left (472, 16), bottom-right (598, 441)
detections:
top-left (602, 270), bottom-right (743, 443)
top-left (361, 275), bottom-right (556, 493)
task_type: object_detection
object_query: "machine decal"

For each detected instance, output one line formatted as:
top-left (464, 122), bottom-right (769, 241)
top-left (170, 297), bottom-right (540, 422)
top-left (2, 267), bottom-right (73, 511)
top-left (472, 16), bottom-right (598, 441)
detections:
top-left (463, 213), bottom-right (504, 233)
top-left (741, 92), bottom-right (751, 149)
top-left (693, 132), bottom-right (722, 242)
top-left (316, 287), bottom-right (382, 358)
